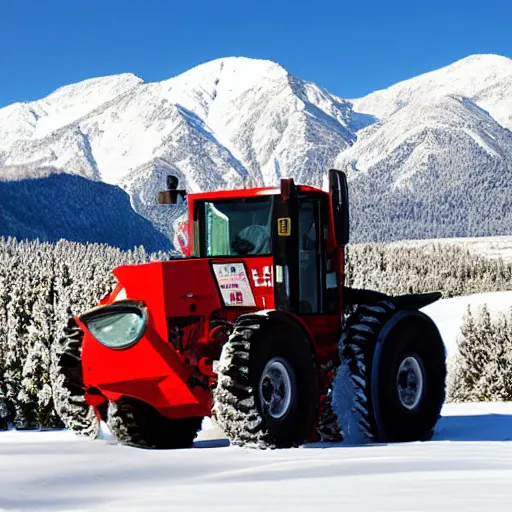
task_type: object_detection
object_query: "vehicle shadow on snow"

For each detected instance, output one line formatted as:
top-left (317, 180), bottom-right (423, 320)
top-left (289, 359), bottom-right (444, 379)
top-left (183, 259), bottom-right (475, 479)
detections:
top-left (191, 413), bottom-right (512, 450)
top-left (303, 414), bottom-right (512, 449)
top-left (193, 424), bottom-right (231, 448)
top-left (193, 438), bottom-right (230, 448)
top-left (432, 413), bottom-right (512, 442)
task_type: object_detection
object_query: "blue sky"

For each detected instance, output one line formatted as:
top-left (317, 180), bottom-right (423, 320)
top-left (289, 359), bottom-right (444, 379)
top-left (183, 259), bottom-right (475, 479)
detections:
top-left (1, 0), bottom-right (510, 108)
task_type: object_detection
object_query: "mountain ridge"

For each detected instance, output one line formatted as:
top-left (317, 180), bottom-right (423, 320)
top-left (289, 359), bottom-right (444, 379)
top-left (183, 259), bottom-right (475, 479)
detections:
top-left (0, 53), bottom-right (510, 248)
top-left (351, 53), bottom-right (512, 130)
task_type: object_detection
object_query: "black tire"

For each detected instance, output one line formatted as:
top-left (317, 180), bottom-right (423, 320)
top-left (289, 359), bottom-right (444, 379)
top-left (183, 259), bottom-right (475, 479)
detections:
top-left (332, 300), bottom-right (446, 444)
top-left (52, 319), bottom-right (100, 438)
top-left (212, 313), bottom-right (319, 448)
top-left (107, 397), bottom-right (203, 449)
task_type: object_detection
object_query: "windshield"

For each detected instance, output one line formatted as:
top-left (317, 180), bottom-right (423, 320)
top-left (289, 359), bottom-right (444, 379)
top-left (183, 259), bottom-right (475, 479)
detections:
top-left (203, 197), bottom-right (273, 257)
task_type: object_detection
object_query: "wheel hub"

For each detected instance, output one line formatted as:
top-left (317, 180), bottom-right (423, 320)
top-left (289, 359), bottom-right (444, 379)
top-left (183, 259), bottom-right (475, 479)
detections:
top-left (258, 358), bottom-right (294, 419)
top-left (396, 355), bottom-right (424, 411)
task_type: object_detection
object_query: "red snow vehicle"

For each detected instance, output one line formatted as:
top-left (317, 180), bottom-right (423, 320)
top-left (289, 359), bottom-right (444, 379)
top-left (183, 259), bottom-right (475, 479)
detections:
top-left (58, 170), bottom-right (446, 448)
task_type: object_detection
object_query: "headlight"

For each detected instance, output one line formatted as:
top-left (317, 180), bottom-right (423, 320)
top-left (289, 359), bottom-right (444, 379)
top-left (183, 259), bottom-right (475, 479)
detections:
top-left (82, 301), bottom-right (147, 349)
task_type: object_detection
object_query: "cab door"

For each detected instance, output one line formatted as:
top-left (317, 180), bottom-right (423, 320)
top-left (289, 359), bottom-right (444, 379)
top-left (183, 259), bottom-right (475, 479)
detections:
top-left (297, 195), bottom-right (341, 364)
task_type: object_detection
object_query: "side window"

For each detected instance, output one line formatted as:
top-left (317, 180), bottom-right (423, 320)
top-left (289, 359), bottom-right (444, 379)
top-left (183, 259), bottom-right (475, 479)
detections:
top-left (298, 197), bottom-right (339, 315)
top-left (205, 202), bottom-right (231, 255)
top-left (298, 199), bottom-right (320, 313)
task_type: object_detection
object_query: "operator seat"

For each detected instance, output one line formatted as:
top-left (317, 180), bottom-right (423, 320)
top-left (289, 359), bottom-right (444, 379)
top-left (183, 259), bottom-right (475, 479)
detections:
top-left (231, 225), bottom-right (271, 255)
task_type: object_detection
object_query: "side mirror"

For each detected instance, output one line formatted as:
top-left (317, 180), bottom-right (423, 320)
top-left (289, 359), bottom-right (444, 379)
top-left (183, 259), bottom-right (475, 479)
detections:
top-left (328, 169), bottom-right (349, 246)
top-left (158, 175), bottom-right (187, 205)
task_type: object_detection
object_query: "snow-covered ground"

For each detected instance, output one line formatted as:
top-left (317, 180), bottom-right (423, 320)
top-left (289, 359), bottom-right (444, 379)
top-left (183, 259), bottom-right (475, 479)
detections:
top-left (1, 403), bottom-right (511, 512)
top-left (1, 291), bottom-right (512, 512)
top-left (422, 290), bottom-right (512, 357)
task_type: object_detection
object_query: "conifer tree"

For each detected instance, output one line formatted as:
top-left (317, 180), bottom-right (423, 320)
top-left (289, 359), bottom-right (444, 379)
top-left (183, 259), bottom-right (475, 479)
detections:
top-left (449, 305), bottom-right (512, 402)
top-left (21, 252), bottom-right (62, 428)
top-left (4, 261), bottom-right (38, 428)
top-left (0, 248), bottom-right (12, 429)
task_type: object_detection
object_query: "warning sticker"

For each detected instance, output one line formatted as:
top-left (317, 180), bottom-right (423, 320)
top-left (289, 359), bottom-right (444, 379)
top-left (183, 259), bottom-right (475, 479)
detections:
top-left (277, 217), bottom-right (291, 236)
top-left (212, 263), bottom-right (256, 307)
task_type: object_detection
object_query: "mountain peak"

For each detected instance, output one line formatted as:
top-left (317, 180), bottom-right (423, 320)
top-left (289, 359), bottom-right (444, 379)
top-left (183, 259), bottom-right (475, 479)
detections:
top-left (0, 73), bottom-right (145, 143)
top-left (352, 53), bottom-right (512, 129)
top-left (46, 73), bottom-right (144, 99)
top-left (165, 56), bottom-right (289, 96)
top-left (452, 53), bottom-right (511, 66)
top-left (183, 56), bottom-right (286, 74)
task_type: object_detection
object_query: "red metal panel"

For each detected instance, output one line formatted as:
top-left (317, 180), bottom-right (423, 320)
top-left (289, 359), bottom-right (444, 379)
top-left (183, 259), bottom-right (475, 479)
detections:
top-left (300, 314), bottom-right (340, 365)
top-left (160, 259), bottom-right (223, 321)
top-left (80, 316), bottom-right (211, 418)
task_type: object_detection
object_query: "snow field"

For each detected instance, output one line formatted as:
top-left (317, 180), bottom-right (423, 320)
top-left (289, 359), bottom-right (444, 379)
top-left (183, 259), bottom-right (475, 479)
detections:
top-left (1, 292), bottom-right (512, 511)
top-left (421, 290), bottom-right (512, 357)
top-left (0, 403), bottom-right (511, 512)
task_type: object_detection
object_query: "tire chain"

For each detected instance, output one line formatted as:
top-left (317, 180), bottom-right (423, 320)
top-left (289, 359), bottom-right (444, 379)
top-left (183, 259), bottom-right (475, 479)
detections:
top-left (212, 314), bottom-right (269, 448)
top-left (337, 300), bottom-right (396, 442)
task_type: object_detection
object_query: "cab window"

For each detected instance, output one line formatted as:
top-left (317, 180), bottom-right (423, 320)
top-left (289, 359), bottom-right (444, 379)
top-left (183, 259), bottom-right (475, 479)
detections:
top-left (201, 197), bottom-right (273, 257)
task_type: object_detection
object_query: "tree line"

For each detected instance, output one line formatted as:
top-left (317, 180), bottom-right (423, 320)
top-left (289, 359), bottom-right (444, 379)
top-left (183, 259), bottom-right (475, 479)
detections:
top-left (1, 237), bottom-right (511, 431)
top-left (345, 242), bottom-right (512, 297)
top-left (0, 237), bottom-right (173, 430)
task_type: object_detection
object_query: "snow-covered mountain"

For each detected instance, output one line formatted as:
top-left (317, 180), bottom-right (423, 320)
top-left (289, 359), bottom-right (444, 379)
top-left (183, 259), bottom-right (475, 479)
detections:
top-left (0, 54), bottom-right (510, 248)
top-left (0, 167), bottom-right (171, 251)
top-left (352, 54), bottom-right (512, 130)
top-left (337, 55), bottom-right (512, 241)
top-left (0, 58), bottom-right (360, 188)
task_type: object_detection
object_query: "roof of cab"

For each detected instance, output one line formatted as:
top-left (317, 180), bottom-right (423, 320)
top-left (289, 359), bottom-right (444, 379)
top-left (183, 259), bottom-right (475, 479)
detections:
top-left (188, 184), bottom-right (326, 201)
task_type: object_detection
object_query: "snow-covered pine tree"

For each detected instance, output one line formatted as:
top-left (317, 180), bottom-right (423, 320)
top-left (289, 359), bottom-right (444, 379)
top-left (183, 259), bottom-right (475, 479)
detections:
top-left (0, 386), bottom-right (8, 430)
top-left (50, 256), bottom-right (100, 437)
top-left (505, 307), bottom-right (512, 396)
top-left (0, 245), bottom-right (10, 430)
top-left (448, 306), bottom-right (483, 402)
top-left (448, 305), bottom-right (512, 402)
top-left (473, 310), bottom-right (511, 401)
top-left (3, 256), bottom-right (40, 429)
top-left (20, 245), bottom-right (62, 428)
